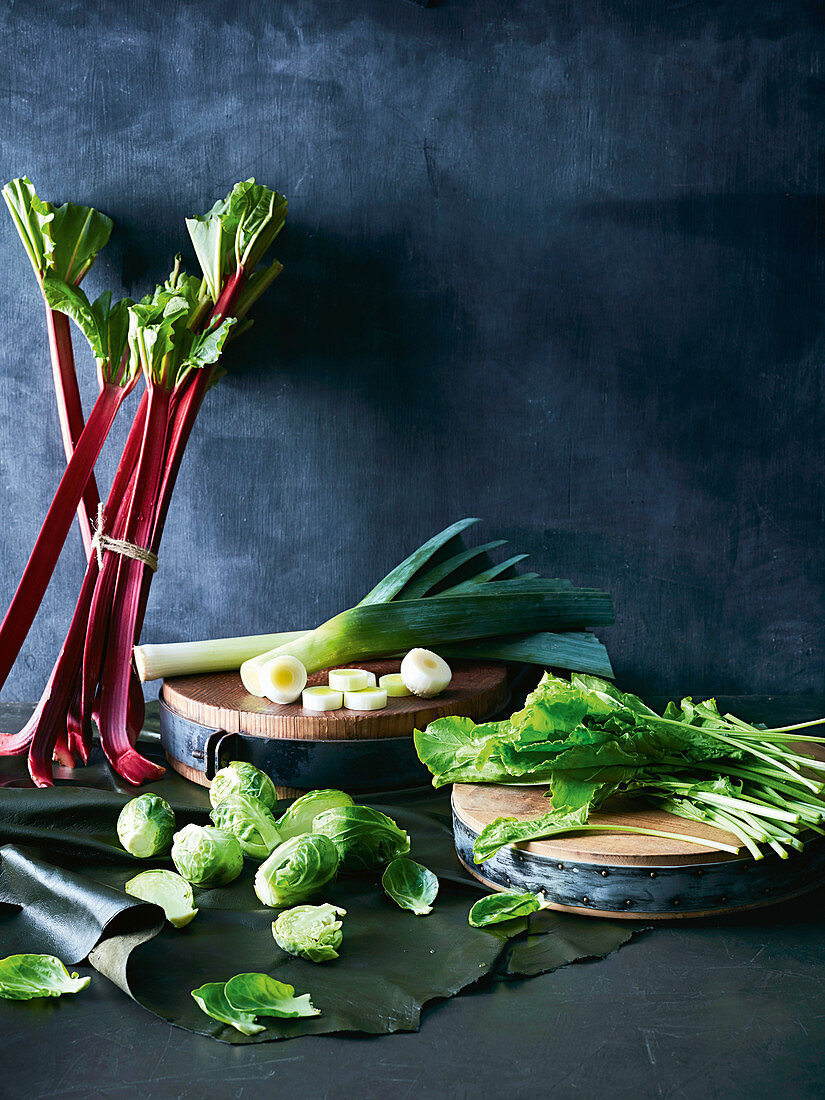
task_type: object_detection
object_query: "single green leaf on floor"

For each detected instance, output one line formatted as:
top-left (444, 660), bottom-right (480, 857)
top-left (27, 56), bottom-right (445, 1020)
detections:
top-left (191, 982), bottom-right (265, 1035)
top-left (0, 954), bottom-right (90, 1000)
top-left (224, 973), bottom-right (320, 1018)
top-left (468, 890), bottom-right (550, 928)
top-left (382, 857), bottom-right (439, 916)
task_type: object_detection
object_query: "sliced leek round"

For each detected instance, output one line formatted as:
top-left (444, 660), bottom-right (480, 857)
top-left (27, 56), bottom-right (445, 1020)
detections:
top-left (343, 687), bottom-right (388, 711)
top-left (302, 686), bottom-right (344, 712)
top-left (260, 655), bottom-right (308, 704)
top-left (329, 668), bottom-right (370, 692)
top-left (400, 648), bottom-right (452, 698)
top-left (363, 670), bottom-right (377, 687)
top-left (379, 673), bottom-right (412, 697)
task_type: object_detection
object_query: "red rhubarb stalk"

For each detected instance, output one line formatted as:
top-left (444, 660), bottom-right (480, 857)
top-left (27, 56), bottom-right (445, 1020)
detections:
top-left (0, 381), bottom-right (131, 692)
top-left (44, 302), bottom-right (101, 557)
top-left (97, 385), bottom-right (171, 784)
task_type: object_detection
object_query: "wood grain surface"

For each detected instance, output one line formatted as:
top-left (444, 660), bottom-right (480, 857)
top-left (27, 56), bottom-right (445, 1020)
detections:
top-left (162, 659), bottom-right (507, 742)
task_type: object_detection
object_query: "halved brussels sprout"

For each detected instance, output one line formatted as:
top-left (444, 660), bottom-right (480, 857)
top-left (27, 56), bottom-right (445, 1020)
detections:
top-left (124, 869), bottom-right (199, 928)
top-left (312, 805), bottom-right (410, 871)
top-left (254, 834), bottom-right (339, 908)
top-left (272, 903), bottom-right (346, 962)
top-left (275, 789), bottom-right (354, 841)
top-left (117, 793), bottom-right (176, 858)
top-left (171, 824), bottom-right (244, 887)
top-left (210, 793), bottom-right (282, 861)
top-left (209, 761), bottom-right (277, 811)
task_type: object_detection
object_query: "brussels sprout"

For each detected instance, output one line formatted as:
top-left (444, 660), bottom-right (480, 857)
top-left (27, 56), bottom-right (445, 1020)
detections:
top-left (254, 834), bottom-right (339, 908)
top-left (312, 806), bottom-right (410, 871)
top-left (272, 903), bottom-right (346, 962)
top-left (171, 824), bottom-right (244, 887)
top-left (381, 858), bottom-right (438, 916)
top-left (117, 793), bottom-right (176, 858)
top-left (276, 789), bottom-right (354, 841)
top-left (124, 869), bottom-right (199, 928)
top-left (210, 793), bottom-right (282, 861)
top-left (209, 761), bottom-right (277, 811)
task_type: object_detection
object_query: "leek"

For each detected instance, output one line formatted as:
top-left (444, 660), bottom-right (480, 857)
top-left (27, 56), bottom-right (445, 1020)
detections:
top-left (134, 631), bottom-right (308, 681)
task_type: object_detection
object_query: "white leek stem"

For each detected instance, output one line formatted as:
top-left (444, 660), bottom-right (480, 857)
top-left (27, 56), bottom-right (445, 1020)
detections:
top-left (134, 631), bottom-right (309, 683)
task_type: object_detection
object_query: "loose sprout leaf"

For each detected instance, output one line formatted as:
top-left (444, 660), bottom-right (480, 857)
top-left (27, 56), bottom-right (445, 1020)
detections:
top-left (0, 954), bottom-right (90, 1000)
top-left (210, 792), bottom-right (282, 861)
top-left (124, 869), bottom-right (199, 928)
top-left (224, 973), bottom-right (320, 1019)
top-left (272, 904), bottom-right (346, 963)
top-left (275, 789), bottom-right (354, 841)
top-left (191, 982), bottom-right (265, 1035)
top-left (312, 806), bottom-right (411, 871)
top-left (468, 891), bottom-right (550, 928)
top-left (382, 858), bottom-right (439, 916)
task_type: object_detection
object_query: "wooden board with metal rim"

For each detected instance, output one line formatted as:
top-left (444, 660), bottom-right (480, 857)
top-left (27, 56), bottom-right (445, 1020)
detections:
top-left (452, 754), bottom-right (825, 919)
top-left (161, 658), bottom-right (507, 797)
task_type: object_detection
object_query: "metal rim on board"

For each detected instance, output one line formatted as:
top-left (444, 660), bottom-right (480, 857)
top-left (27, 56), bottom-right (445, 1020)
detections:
top-left (452, 810), bottom-right (825, 919)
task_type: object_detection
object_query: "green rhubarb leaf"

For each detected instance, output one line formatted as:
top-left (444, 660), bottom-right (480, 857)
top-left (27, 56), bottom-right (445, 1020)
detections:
top-left (186, 179), bottom-right (287, 303)
top-left (49, 200), bottom-right (113, 283)
top-left (2, 177), bottom-right (111, 283)
top-left (42, 276), bottom-right (134, 381)
top-left (184, 316), bottom-right (235, 371)
top-left (0, 954), bottom-right (90, 1000)
top-left (3, 177), bottom-right (55, 277)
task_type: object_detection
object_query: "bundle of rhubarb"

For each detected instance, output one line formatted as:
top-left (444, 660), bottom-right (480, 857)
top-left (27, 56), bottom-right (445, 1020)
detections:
top-left (0, 177), bottom-right (287, 786)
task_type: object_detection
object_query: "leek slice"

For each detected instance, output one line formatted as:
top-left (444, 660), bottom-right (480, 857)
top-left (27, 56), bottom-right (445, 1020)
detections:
top-left (302, 687), bottom-right (343, 712)
top-left (379, 673), bottom-right (412, 697)
top-left (401, 649), bottom-right (452, 698)
top-left (260, 655), bottom-right (307, 704)
top-left (343, 687), bottom-right (388, 711)
top-left (329, 669), bottom-right (370, 692)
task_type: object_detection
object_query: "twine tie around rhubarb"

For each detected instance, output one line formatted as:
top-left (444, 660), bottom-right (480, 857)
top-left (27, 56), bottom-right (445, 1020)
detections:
top-left (90, 503), bottom-right (158, 573)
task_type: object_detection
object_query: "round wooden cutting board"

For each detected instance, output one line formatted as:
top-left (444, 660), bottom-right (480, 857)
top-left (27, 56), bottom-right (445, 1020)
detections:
top-left (453, 747), bottom-right (825, 919)
top-left (161, 658), bottom-right (507, 797)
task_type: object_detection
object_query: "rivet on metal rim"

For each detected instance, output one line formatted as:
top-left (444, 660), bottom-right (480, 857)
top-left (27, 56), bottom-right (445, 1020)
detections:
top-left (557, 863), bottom-right (564, 871)
top-left (624, 899), bottom-right (633, 907)
top-left (582, 896), bottom-right (590, 904)
top-left (672, 897), bottom-right (681, 906)
top-left (649, 871), bottom-right (657, 879)
top-left (600, 870), bottom-right (609, 877)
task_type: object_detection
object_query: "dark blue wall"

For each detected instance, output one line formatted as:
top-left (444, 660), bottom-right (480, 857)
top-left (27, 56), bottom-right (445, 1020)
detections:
top-left (0, 0), bottom-right (822, 699)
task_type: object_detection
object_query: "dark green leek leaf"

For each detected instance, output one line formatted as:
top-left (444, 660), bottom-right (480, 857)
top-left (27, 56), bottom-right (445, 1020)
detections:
top-left (357, 518), bottom-right (480, 606)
